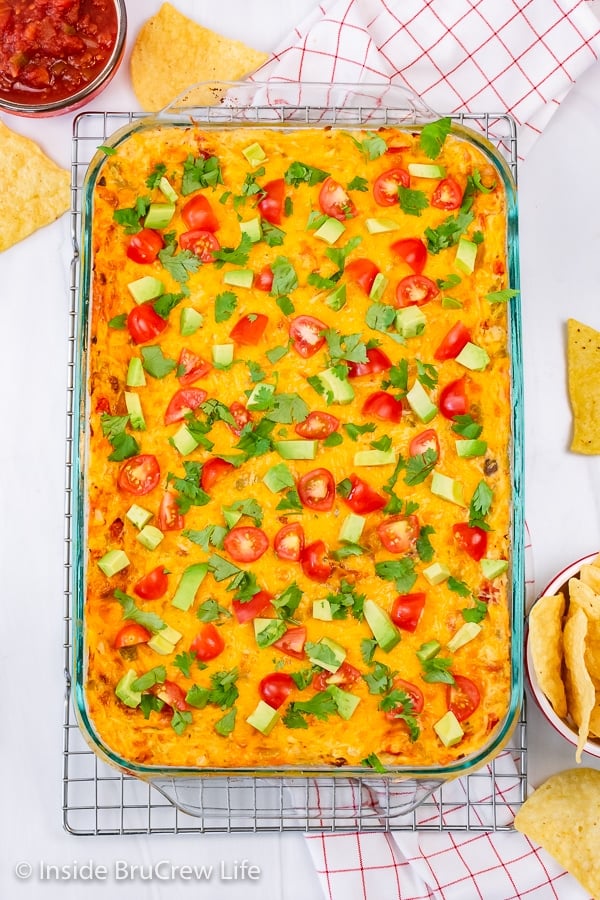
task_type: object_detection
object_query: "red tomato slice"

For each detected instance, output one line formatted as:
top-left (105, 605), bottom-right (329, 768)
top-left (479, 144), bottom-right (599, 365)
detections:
top-left (362, 390), bottom-right (404, 423)
top-left (200, 457), bottom-right (235, 492)
top-left (96, 396), bottom-right (111, 414)
top-left (390, 238), bottom-right (427, 275)
top-left (273, 522), bottom-right (305, 561)
top-left (384, 679), bottom-right (424, 720)
top-left (373, 167), bottom-right (410, 206)
top-left (257, 178), bottom-right (286, 225)
top-left (273, 626), bottom-right (307, 660)
top-left (155, 681), bottom-right (190, 712)
top-left (341, 474), bottom-right (387, 514)
top-left (232, 590), bottom-right (273, 624)
top-left (126, 228), bottom-right (163, 264)
top-left (133, 566), bottom-right (169, 601)
top-left (395, 274), bottom-right (439, 308)
top-left (228, 401), bottom-right (252, 435)
top-left (253, 264), bottom-right (274, 292)
top-left (297, 468), bottom-right (335, 511)
top-left (164, 387), bottom-right (207, 425)
top-left (447, 674), bottom-right (481, 722)
top-left (114, 623), bottom-right (151, 649)
top-left (294, 411), bottom-right (340, 440)
top-left (179, 229), bottom-right (220, 262)
top-left (223, 526), bottom-right (269, 563)
top-left (377, 515), bottom-right (419, 554)
top-left (181, 194), bottom-right (219, 232)
top-left (190, 623), bottom-right (225, 661)
top-left (127, 303), bottom-right (168, 345)
top-left (345, 258), bottom-right (380, 295)
top-left (452, 523), bottom-right (488, 561)
top-left (230, 313), bottom-right (269, 345)
top-left (158, 491), bottom-right (184, 531)
top-left (409, 429), bottom-right (440, 458)
top-left (300, 540), bottom-right (333, 583)
top-left (289, 315), bottom-right (327, 358)
top-left (312, 661), bottom-right (362, 691)
top-left (347, 346), bottom-right (392, 378)
top-left (390, 593), bottom-right (426, 633)
top-left (318, 176), bottom-right (357, 221)
top-left (431, 177), bottom-right (463, 210)
top-left (434, 322), bottom-right (471, 361)
top-left (439, 377), bottom-right (468, 419)
top-left (117, 454), bottom-right (160, 495)
top-left (259, 672), bottom-right (295, 709)
top-left (177, 348), bottom-right (212, 385)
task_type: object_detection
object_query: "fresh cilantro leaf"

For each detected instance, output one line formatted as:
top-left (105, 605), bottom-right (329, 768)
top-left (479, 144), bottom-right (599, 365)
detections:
top-left (235, 418), bottom-right (275, 460)
top-left (325, 236), bottom-right (362, 272)
top-left (381, 455), bottom-right (406, 514)
top-left (371, 435), bottom-right (392, 452)
top-left (307, 271), bottom-right (338, 290)
top-left (282, 708), bottom-right (309, 729)
top-left (469, 480), bottom-right (493, 528)
top-left (416, 360), bottom-right (438, 389)
top-left (272, 583), bottom-right (303, 621)
top-left (452, 414), bottom-right (483, 439)
top-left (153, 292), bottom-right (184, 319)
top-left (305, 641), bottom-right (341, 669)
top-left (447, 576), bottom-right (471, 598)
top-left (398, 186), bottom-right (429, 217)
top-left (171, 709), bottom-right (193, 735)
top-left (374, 558), bottom-right (417, 593)
top-left (361, 753), bottom-right (387, 773)
top-left (196, 598), bottom-right (231, 622)
top-left (145, 163), bottom-right (167, 190)
top-left (131, 666), bottom-right (166, 692)
top-left (462, 598), bottom-right (488, 624)
top-left (158, 244), bottom-right (201, 284)
top-left (255, 619), bottom-right (287, 648)
top-left (485, 288), bottom-right (520, 303)
top-left (365, 302), bottom-right (396, 334)
top-left (173, 651), bottom-right (198, 678)
top-left (306, 210), bottom-right (328, 231)
top-left (222, 498), bottom-right (264, 526)
top-left (361, 638), bottom-right (378, 665)
top-left (323, 431), bottom-right (343, 448)
top-left (331, 543), bottom-right (365, 561)
top-left (325, 330), bottom-right (368, 366)
top-left (419, 652), bottom-right (454, 684)
top-left (420, 117), bottom-right (452, 159)
top-left (246, 383), bottom-right (275, 412)
top-left (404, 448), bottom-right (438, 486)
top-left (140, 695), bottom-right (164, 719)
top-left (113, 196), bottom-right (150, 234)
top-left (425, 210), bottom-right (474, 254)
top-left (347, 175), bottom-right (369, 192)
top-left (208, 554), bottom-right (241, 582)
top-left (184, 524), bottom-right (226, 551)
top-left (416, 524), bottom-right (435, 562)
top-left (264, 462), bottom-right (295, 492)
top-left (266, 344), bottom-right (289, 365)
top-left (100, 414), bottom-right (129, 442)
top-left (204, 668), bottom-right (239, 709)
top-left (268, 392), bottom-right (309, 425)
top-left (214, 290), bottom-right (238, 323)
top-left (380, 689), bottom-right (420, 741)
top-left (284, 692), bottom-right (337, 726)
top-left (107, 433), bottom-right (140, 462)
top-left (284, 196), bottom-right (293, 217)
top-left (246, 359), bottom-right (266, 382)
top-left (326, 579), bottom-right (365, 620)
top-left (348, 131), bottom-right (387, 160)
top-left (140, 345), bottom-right (177, 379)
top-left (201, 398), bottom-right (237, 427)
top-left (228, 570), bottom-right (261, 603)
top-left (290, 667), bottom-right (319, 690)
top-left (261, 220), bottom-right (286, 246)
top-left (270, 256), bottom-right (298, 297)
top-left (181, 154), bottom-right (223, 194)
top-left (472, 230), bottom-right (484, 244)
top-left (239, 166), bottom-right (266, 200)
top-left (276, 295), bottom-right (295, 316)
top-left (185, 684), bottom-right (211, 709)
top-left (436, 273), bottom-right (462, 290)
top-left (284, 161), bottom-right (329, 187)
top-left (343, 422), bottom-right (376, 442)
top-left (212, 233), bottom-right (252, 269)
top-left (114, 590), bottom-right (166, 632)
top-left (98, 144), bottom-right (117, 156)
top-left (381, 359), bottom-right (409, 393)
top-left (363, 661), bottom-right (395, 695)
top-left (275, 488), bottom-right (303, 512)
top-left (108, 313), bottom-right (127, 329)
top-left (214, 707), bottom-right (237, 737)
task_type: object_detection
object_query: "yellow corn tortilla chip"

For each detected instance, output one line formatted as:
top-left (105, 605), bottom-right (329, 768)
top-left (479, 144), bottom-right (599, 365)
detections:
top-left (567, 318), bottom-right (600, 454)
top-left (563, 607), bottom-right (595, 762)
top-left (584, 618), bottom-right (600, 684)
top-left (130, 3), bottom-right (269, 111)
top-left (529, 592), bottom-right (567, 719)
top-left (589, 692), bottom-right (600, 736)
top-left (514, 768), bottom-right (600, 899)
top-left (567, 576), bottom-right (600, 621)
top-left (577, 563), bottom-right (600, 596)
top-left (0, 121), bottom-right (69, 252)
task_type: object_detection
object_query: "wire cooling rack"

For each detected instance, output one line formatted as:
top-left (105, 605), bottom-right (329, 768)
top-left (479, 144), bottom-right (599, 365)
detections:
top-left (64, 104), bottom-right (524, 836)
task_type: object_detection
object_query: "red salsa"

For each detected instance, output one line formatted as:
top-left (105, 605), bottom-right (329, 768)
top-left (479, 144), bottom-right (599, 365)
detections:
top-left (0, 0), bottom-right (118, 105)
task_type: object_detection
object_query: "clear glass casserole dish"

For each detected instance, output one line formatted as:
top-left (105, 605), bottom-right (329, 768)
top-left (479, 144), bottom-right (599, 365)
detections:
top-left (69, 82), bottom-right (523, 812)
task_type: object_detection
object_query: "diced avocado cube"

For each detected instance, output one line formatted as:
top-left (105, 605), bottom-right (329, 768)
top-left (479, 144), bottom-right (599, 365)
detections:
top-left (136, 525), bottom-right (164, 551)
top-left (408, 162), bottom-right (446, 178)
top-left (313, 368), bottom-right (355, 405)
top-left (364, 599), bottom-right (400, 652)
top-left (144, 202), bottom-right (175, 230)
top-left (125, 504), bottom-right (153, 530)
top-left (159, 176), bottom-right (178, 203)
top-left (423, 562), bottom-right (450, 585)
top-left (326, 685), bottom-right (361, 720)
top-left (159, 625), bottom-right (182, 645)
top-left (246, 699), bottom-right (279, 735)
top-left (247, 382), bottom-right (275, 411)
top-left (171, 424), bottom-right (200, 456)
top-left (147, 632), bottom-right (175, 655)
top-left (223, 268), bottom-right (254, 289)
top-left (417, 640), bottom-right (441, 661)
top-left (406, 380), bottom-right (437, 423)
top-left (430, 472), bottom-right (465, 506)
top-left (253, 618), bottom-right (287, 648)
top-left (369, 272), bottom-right (388, 301)
top-left (242, 142), bottom-right (267, 166)
top-left (353, 448), bottom-right (396, 467)
top-left (434, 710), bottom-right (464, 747)
top-left (455, 238), bottom-right (478, 275)
top-left (126, 357), bottom-right (146, 387)
top-left (127, 275), bottom-right (164, 304)
top-left (455, 342), bottom-right (490, 372)
top-left (455, 439), bottom-right (488, 458)
top-left (180, 307), bottom-right (203, 336)
top-left (365, 217), bottom-right (399, 234)
top-left (273, 440), bottom-right (317, 460)
top-left (212, 343), bottom-right (234, 368)
top-left (396, 306), bottom-right (426, 338)
top-left (314, 216), bottom-right (346, 244)
top-left (171, 563), bottom-right (209, 611)
top-left (338, 513), bottom-right (365, 544)
top-left (313, 599), bottom-right (333, 621)
top-left (115, 670), bottom-right (142, 708)
top-left (307, 636), bottom-right (346, 673)
top-left (441, 296), bottom-right (463, 310)
top-left (98, 549), bottom-right (130, 577)
top-left (262, 462), bottom-right (294, 493)
top-left (447, 622), bottom-right (482, 653)
top-left (325, 283), bottom-right (347, 311)
top-left (124, 392), bottom-right (146, 430)
top-left (239, 217), bottom-right (262, 243)
top-left (480, 558), bottom-right (509, 579)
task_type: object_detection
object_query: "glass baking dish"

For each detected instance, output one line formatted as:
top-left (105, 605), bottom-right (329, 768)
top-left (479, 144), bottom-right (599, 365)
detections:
top-left (69, 82), bottom-right (523, 812)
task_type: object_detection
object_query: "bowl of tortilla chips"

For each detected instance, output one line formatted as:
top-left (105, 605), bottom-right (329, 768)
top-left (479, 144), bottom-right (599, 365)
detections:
top-left (526, 552), bottom-right (600, 761)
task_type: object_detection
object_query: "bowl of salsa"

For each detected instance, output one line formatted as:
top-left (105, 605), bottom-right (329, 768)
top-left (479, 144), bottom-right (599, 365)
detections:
top-left (0, 0), bottom-right (126, 116)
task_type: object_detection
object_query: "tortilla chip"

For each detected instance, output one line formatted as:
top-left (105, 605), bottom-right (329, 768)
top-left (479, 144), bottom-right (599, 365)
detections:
top-left (567, 577), bottom-right (600, 621)
top-left (589, 693), bottom-right (600, 736)
top-left (529, 592), bottom-right (567, 718)
top-left (584, 618), bottom-right (600, 684)
top-left (130, 3), bottom-right (269, 111)
top-left (0, 121), bottom-right (70, 252)
top-left (567, 318), bottom-right (600, 454)
top-left (563, 607), bottom-right (595, 762)
top-left (514, 768), bottom-right (600, 899)
top-left (577, 563), bottom-right (600, 595)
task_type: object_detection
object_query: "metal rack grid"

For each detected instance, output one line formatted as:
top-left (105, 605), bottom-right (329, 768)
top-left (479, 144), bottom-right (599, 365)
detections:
top-left (64, 106), bottom-right (524, 836)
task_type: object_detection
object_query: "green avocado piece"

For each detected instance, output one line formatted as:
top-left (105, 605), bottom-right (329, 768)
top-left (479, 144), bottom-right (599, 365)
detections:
top-left (171, 424), bottom-right (200, 456)
top-left (455, 438), bottom-right (488, 458)
top-left (171, 564), bottom-right (209, 611)
top-left (127, 275), bottom-right (164, 304)
top-left (396, 306), bottom-right (426, 338)
top-left (455, 341), bottom-right (490, 372)
top-left (338, 513), bottom-right (365, 544)
top-left (312, 599), bottom-right (333, 621)
top-left (408, 163), bottom-right (446, 178)
top-left (307, 636), bottom-right (346, 673)
top-left (180, 307), bottom-right (203, 336)
top-left (136, 525), bottom-right (164, 550)
top-left (326, 684), bottom-right (361, 720)
top-left (115, 670), bottom-right (142, 708)
top-left (239, 217), bottom-right (262, 243)
top-left (314, 216), bottom-right (346, 244)
top-left (124, 392), bottom-right (146, 430)
top-left (455, 238), bottom-right (478, 274)
top-left (353, 448), bottom-right (396, 467)
top-left (97, 549), bottom-right (130, 577)
top-left (144, 202), bottom-right (175, 229)
top-left (273, 440), bottom-right (317, 460)
top-left (406, 380), bottom-right (437, 423)
top-left (314, 368), bottom-right (355, 404)
top-left (125, 504), bottom-right (153, 530)
top-left (246, 699), bottom-right (279, 735)
top-left (212, 343), bottom-right (234, 368)
top-left (434, 710), bottom-right (464, 747)
top-left (430, 471), bottom-right (465, 506)
top-left (223, 268), bottom-right (254, 289)
top-left (480, 558), bottom-right (509, 579)
top-left (446, 622), bottom-right (482, 653)
top-left (126, 357), bottom-right (146, 387)
top-left (364, 599), bottom-right (400, 652)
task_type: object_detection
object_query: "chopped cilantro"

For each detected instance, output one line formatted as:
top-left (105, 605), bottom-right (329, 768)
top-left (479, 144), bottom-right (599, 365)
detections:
top-left (348, 131), bottom-right (387, 160)
top-left (196, 599), bottom-right (231, 623)
top-left (275, 488), bottom-right (303, 512)
top-left (343, 422), bottom-right (376, 441)
top-left (374, 557), bottom-right (417, 593)
top-left (347, 175), bottom-right (369, 192)
top-left (114, 590), bottom-right (165, 632)
top-left (361, 638), bottom-right (378, 665)
top-left (283, 691), bottom-right (337, 728)
top-left (325, 579), bottom-right (365, 620)
top-left (131, 666), bottom-right (166, 692)
top-left (290, 667), bottom-right (318, 690)
top-left (214, 291), bottom-right (238, 323)
top-left (270, 256), bottom-right (298, 297)
top-left (404, 448), bottom-right (438, 486)
top-left (398, 186), bottom-right (429, 217)
top-left (158, 243), bottom-right (201, 285)
top-left (112, 196), bottom-right (150, 234)
top-left (425, 209), bottom-right (474, 254)
top-left (211, 233), bottom-right (252, 269)
top-left (416, 360), bottom-right (438, 390)
top-left (184, 524), bottom-right (226, 551)
top-left (173, 651), bottom-right (198, 679)
top-left (361, 753), bottom-right (387, 773)
top-left (365, 302), bottom-right (396, 334)
top-left (214, 707), bottom-right (237, 737)
top-left (452, 414), bottom-right (483, 439)
top-left (268, 392), bottom-right (309, 424)
top-left (153, 292), bottom-right (184, 319)
top-left (171, 709), bottom-right (193, 735)
top-left (100, 413), bottom-right (139, 462)
top-left (485, 288), bottom-right (519, 303)
top-left (181, 154), bottom-right (223, 194)
top-left (447, 576), bottom-right (471, 598)
top-left (272, 583), bottom-right (303, 621)
top-left (462, 598), bottom-right (488, 624)
top-left (145, 163), bottom-right (167, 190)
top-left (108, 313), bottom-right (127, 329)
top-left (419, 117), bottom-right (452, 159)
top-left (141, 345), bottom-right (177, 379)
top-left (167, 461), bottom-right (211, 513)
top-left (255, 619), bottom-right (287, 648)
top-left (436, 273), bottom-right (462, 290)
top-left (266, 344), bottom-right (289, 365)
top-left (418, 649), bottom-right (454, 684)
top-left (222, 498), bottom-right (264, 526)
top-left (468, 480), bottom-right (493, 529)
top-left (416, 524), bottom-right (435, 562)
top-left (261, 220), bottom-right (286, 246)
top-left (284, 161), bottom-right (329, 187)
top-left (207, 554), bottom-right (241, 582)
top-left (276, 295), bottom-right (295, 316)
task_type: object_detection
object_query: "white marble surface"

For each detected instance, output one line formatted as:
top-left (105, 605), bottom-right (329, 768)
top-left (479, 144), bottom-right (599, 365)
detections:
top-left (1, 1), bottom-right (599, 897)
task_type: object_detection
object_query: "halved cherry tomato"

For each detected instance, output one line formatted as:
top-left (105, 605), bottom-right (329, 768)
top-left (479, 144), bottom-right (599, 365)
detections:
top-left (434, 322), bottom-right (471, 361)
top-left (409, 429), bottom-right (440, 458)
top-left (377, 514), bottom-right (419, 554)
top-left (431, 177), bottom-right (463, 210)
top-left (312, 661), bottom-right (361, 691)
top-left (318, 176), bottom-right (356, 221)
top-left (117, 454), bottom-right (160, 495)
top-left (390, 238), bottom-right (427, 275)
top-left (447, 674), bottom-right (481, 722)
top-left (127, 304), bottom-right (168, 345)
top-left (164, 387), bottom-right (207, 425)
top-left (232, 590), bottom-right (273, 624)
top-left (179, 229), bottom-right (220, 262)
top-left (373, 167), bottom-right (410, 206)
top-left (345, 258), bottom-right (380, 295)
top-left (439, 376), bottom-right (468, 419)
top-left (390, 593), bottom-right (426, 633)
top-left (126, 228), bottom-right (163, 264)
top-left (177, 348), bottom-right (212, 385)
top-left (182, 194), bottom-right (219, 232)
top-left (155, 681), bottom-right (190, 712)
top-left (253, 264), bottom-right (274, 291)
top-left (114, 623), bottom-right (151, 649)
top-left (230, 313), bottom-right (269, 345)
top-left (347, 346), bottom-right (392, 378)
top-left (273, 626), bottom-right (306, 659)
top-left (340, 474), bottom-right (387, 514)
top-left (297, 468), bottom-right (335, 511)
top-left (158, 491), bottom-right (184, 531)
top-left (452, 523), bottom-right (488, 562)
top-left (223, 526), bottom-right (269, 563)
top-left (395, 274), bottom-right (439, 308)
top-left (134, 566), bottom-right (169, 601)
top-left (362, 390), bottom-right (404, 423)
top-left (190, 623), bottom-right (225, 661)
top-left (200, 457), bottom-right (235, 492)
top-left (228, 401), bottom-right (252, 435)
top-left (289, 315), bottom-right (327, 358)
top-left (259, 672), bottom-right (295, 709)
top-left (300, 540), bottom-right (333, 583)
top-left (294, 411), bottom-right (340, 440)
top-left (258, 178), bottom-right (286, 225)
top-left (384, 678), bottom-right (424, 720)
top-left (273, 522), bottom-right (305, 561)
